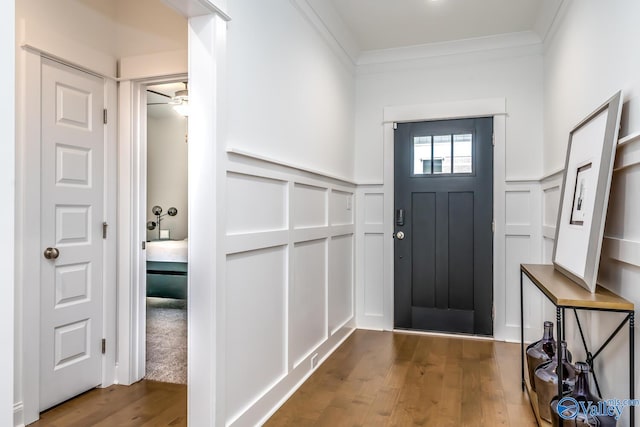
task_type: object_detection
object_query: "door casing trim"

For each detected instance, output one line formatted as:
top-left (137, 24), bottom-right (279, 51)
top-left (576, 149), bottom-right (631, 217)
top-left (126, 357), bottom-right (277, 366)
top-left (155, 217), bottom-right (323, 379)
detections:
top-left (117, 74), bottom-right (188, 386)
top-left (382, 99), bottom-right (507, 335)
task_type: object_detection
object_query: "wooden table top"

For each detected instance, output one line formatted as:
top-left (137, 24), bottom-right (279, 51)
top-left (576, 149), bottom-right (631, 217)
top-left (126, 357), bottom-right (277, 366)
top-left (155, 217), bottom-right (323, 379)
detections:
top-left (521, 264), bottom-right (634, 311)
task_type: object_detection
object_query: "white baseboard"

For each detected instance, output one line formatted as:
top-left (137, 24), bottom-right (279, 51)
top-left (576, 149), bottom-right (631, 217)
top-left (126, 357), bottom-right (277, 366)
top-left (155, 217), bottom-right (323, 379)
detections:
top-left (13, 402), bottom-right (24, 427)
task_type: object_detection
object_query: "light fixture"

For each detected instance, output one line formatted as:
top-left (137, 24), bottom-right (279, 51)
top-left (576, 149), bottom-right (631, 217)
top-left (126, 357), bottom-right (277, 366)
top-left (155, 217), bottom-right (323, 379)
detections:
top-left (147, 205), bottom-right (178, 240)
top-left (170, 82), bottom-right (189, 116)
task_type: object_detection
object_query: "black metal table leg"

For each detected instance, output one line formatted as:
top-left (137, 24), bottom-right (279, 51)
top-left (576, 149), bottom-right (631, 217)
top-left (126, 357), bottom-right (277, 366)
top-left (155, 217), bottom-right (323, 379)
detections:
top-left (557, 307), bottom-right (563, 426)
top-left (521, 270), bottom-right (525, 392)
top-left (631, 312), bottom-right (635, 427)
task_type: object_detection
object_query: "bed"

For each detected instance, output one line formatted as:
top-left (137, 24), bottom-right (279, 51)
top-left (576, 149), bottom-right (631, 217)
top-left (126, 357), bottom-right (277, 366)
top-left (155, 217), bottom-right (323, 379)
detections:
top-left (146, 239), bottom-right (188, 299)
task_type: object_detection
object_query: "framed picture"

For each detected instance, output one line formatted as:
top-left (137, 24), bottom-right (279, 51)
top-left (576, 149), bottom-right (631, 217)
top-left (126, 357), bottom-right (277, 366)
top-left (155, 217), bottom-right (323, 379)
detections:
top-left (552, 91), bottom-right (623, 292)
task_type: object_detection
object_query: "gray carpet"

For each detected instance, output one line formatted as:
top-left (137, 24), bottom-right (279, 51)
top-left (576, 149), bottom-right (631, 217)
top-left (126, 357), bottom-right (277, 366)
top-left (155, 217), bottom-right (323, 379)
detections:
top-left (146, 297), bottom-right (187, 384)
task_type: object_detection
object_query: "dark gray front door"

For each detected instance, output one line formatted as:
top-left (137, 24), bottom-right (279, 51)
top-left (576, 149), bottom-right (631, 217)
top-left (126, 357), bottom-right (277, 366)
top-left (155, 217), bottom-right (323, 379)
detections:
top-left (394, 118), bottom-right (493, 335)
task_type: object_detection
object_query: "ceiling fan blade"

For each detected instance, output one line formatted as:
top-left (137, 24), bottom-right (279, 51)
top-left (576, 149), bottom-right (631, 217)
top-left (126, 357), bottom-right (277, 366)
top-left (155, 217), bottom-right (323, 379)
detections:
top-left (147, 89), bottom-right (172, 99)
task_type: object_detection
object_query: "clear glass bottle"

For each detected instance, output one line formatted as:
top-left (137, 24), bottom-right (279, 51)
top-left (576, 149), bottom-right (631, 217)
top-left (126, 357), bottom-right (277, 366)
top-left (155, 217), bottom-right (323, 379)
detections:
top-left (534, 341), bottom-right (576, 422)
top-left (551, 362), bottom-right (617, 427)
top-left (526, 320), bottom-right (556, 391)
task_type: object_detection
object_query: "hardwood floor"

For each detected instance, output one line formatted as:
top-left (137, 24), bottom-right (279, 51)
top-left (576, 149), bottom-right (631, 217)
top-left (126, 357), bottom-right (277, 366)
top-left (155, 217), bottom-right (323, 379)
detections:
top-left (28, 331), bottom-right (535, 426)
top-left (266, 330), bottom-right (537, 427)
top-left (29, 380), bottom-right (186, 427)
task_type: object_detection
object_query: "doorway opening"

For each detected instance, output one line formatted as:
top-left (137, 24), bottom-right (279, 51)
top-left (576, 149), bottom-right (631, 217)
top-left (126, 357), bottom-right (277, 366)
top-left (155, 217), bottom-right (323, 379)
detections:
top-left (393, 117), bottom-right (494, 336)
top-left (143, 81), bottom-right (189, 385)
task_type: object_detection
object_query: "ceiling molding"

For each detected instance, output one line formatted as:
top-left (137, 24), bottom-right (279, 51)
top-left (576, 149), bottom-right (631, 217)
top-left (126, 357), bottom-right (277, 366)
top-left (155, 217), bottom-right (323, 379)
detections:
top-left (534, 0), bottom-right (567, 44)
top-left (288, 0), bottom-right (359, 70)
top-left (541, 0), bottom-right (573, 50)
top-left (160, 0), bottom-right (231, 20)
top-left (357, 31), bottom-right (542, 68)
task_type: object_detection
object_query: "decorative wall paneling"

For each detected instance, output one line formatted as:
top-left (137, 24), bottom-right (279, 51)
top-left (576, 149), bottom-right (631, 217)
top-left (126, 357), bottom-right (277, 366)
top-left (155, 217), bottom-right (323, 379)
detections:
top-left (501, 182), bottom-right (544, 342)
top-left (593, 133), bottom-right (640, 403)
top-left (224, 151), bottom-right (355, 426)
top-left (355, 186), bottom-right (386, 330)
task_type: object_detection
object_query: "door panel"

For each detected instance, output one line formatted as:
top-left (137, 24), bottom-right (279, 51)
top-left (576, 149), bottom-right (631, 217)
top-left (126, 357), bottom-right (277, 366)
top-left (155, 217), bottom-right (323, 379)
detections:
top-left (40, 58), bottom-right (104, 411)
top-left (394, 118), bottom-right (493, 335)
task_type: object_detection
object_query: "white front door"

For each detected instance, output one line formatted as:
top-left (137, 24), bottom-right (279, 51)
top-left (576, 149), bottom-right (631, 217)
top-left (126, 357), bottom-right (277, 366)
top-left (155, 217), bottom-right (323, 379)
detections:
top-left (39, 58), bottom-right (105, 411)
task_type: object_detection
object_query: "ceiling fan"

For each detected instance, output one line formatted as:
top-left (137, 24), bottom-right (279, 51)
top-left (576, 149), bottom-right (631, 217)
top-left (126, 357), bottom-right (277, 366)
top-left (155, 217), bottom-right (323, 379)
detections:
top-left (147, 82), bottom-right (189, 116)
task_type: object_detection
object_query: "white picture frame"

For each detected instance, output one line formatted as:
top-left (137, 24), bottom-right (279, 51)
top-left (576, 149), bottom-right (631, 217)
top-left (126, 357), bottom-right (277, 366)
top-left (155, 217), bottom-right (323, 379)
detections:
top-left (552, 91), bottom-right (623, 292)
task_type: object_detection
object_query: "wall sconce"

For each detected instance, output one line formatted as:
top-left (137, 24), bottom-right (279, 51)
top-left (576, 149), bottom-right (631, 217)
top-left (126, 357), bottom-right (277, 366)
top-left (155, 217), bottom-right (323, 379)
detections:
top-left (147, 205), bottom-right (178, 240)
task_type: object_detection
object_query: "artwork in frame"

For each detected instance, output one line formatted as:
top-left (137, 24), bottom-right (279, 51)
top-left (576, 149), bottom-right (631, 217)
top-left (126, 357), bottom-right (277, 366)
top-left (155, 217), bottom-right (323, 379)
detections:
top-left (552, 91), bottom-right (623, 293)
top-left (570, 162), bottom-right (592, 226)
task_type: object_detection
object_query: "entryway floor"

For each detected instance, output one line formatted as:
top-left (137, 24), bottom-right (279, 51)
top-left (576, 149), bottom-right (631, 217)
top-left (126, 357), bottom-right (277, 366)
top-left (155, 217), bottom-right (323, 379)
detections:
top-left (266, 330), bottom-right (537, 426)
top-left (28, 330), bottom-right (535, 426)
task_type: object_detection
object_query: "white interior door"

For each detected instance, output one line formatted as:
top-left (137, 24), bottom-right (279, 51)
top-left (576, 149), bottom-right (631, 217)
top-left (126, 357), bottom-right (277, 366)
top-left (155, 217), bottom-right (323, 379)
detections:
top-left (40, 58), bottom-right (105, 411)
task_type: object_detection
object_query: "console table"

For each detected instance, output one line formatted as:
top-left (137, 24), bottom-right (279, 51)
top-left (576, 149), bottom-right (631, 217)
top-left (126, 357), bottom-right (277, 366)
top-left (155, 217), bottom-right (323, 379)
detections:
top-left (520, 264), bottom-right (635, 426)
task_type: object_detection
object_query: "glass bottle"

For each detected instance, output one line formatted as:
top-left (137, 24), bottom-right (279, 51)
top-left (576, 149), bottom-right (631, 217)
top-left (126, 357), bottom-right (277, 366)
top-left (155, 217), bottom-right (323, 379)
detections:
top-left (526, 320), bottom-right (556, 391)
top-left (534, 341), bottom-right (576, 422)
top-left (550, 362), bottom-right (617, 427)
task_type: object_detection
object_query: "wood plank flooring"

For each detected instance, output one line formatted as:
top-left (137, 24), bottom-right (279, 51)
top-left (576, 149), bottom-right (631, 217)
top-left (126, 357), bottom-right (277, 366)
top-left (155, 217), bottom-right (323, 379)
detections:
top-left (29, 380), bottom-right (186, 427)
top-left (266, 330), bottom-right (536, 427)
top-left (28, 330), bottom-right (535, 426)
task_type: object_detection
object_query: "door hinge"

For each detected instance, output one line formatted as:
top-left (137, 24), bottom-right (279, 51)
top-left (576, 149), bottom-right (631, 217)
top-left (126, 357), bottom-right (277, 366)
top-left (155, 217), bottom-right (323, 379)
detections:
top-left (492, 305), bottom-right (496, 321)
top-left (492, 220), bottom-right (495, 233)
top-left (393, 122), bottom-right (398, 130)
top-left (492, 133), bottom-right (495, 146)
top-left (103, 109), bottom-right (108, 124)
top-left (101, 338), bottom-right (106, 354)
top-left (142, 241), bottom-right (146, 250)
top-left (102, 222), bottom-right (108, 239)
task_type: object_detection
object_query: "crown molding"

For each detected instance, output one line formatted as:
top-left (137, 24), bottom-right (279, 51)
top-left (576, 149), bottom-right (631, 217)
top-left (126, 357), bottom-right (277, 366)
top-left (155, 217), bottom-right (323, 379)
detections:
top-left (357, 31), bottom-right (542, 67)
top-left (288, 0), bottom-right (359, 71)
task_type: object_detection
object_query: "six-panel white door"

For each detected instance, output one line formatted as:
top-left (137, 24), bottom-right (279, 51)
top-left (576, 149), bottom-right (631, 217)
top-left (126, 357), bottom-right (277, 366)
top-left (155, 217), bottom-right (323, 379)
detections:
top-left (40, 58), bottom-right (105, 411)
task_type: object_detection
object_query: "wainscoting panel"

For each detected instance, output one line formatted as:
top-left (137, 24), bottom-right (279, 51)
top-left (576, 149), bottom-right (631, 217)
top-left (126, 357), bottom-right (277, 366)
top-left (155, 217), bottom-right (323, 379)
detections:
top-left (498, 184), bottom-right (543, 342)
top-left (355, 187), bottom-right (387, 330)
top-left (291, 239), bottom-right (328, 368)
top-left (223, 151), bottom-right (356, 427)
top-left (293, 183), bottom-right (327, 229)
top-left (364, 193), bottom-right (384, 225)
top-left (505, 191), bottom-right (531, 226)
top-left (329, 234), bottom-right (354, 335)
top-left (225, 246), bottom-right (288, 423)
top-left (330, 190), bottom-right (354, 226)
top-left (227, 172), bottom-right (287, 235)
top-left (363, 233), bottom-right (384, 317)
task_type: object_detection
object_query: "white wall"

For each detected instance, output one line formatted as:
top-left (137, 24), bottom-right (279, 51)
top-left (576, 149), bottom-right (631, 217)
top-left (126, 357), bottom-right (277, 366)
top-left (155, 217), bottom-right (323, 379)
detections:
top-left (2, 1), bottom-right (15, 426)
top-left (543, 1), bottom-right (640, 424)
top-left (147, 112), bottom-right (188, 241)
top-left (355, 46), bottom-right (544, 183)
top-left (218, 0), bottom-right (358, 423)
top-left (115, 0), bottom-right (187, 58)
top-left (226, 0), bottom-right (356, 180)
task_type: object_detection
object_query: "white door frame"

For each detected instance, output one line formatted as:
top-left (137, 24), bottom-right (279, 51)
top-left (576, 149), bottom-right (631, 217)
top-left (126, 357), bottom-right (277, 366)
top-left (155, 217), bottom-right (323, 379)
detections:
top-left (381, 99), bottom-right (508, 337)
top-left (117, 2), bottom-right (230, 424)
top-left (117, 75), bottom-right (188, 385)
top-left (16, 48), bottom-right (118, 425)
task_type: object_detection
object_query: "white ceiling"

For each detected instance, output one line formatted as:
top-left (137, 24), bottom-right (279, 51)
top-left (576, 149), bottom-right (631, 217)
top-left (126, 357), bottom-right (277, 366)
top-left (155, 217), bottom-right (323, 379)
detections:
top-left (328, 0), bottom-right (558, 52)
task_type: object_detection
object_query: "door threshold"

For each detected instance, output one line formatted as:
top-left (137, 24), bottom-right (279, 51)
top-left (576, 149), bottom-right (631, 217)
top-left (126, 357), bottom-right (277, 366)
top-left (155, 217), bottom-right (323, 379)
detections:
top-left (392, 328), bottom-right (494, 341)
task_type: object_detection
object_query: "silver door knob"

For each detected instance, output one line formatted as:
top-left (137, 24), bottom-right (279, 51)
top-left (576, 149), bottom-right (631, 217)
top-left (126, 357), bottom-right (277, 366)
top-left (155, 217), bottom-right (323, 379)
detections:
top-left (44, 247), bottom-right (60, 260)
top-left (395, 231), bottom-right (405, 240)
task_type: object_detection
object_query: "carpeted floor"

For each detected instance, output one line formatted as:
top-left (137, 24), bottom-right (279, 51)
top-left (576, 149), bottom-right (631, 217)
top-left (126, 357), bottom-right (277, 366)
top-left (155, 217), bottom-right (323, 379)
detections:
top-left (146, 297), bottom-right (187, 384)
